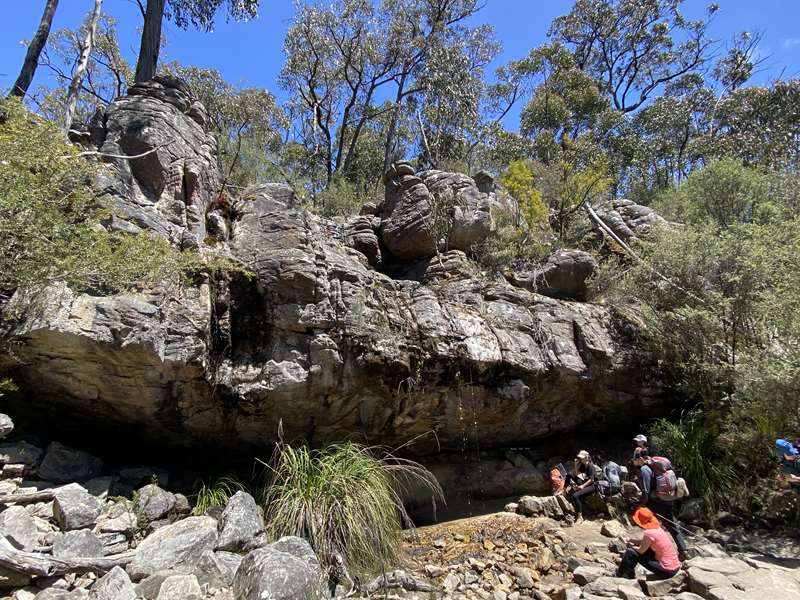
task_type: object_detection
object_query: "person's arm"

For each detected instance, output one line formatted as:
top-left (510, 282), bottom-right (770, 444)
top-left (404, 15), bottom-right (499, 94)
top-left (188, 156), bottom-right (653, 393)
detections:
top-left (784, 453), bottom-right (799, 462)
top-left (637, 533), bottom-right (652, 555)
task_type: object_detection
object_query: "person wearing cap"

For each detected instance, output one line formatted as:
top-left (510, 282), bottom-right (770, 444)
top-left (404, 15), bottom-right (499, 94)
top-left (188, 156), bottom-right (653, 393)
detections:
top-left (633, 434), bottom-right (649, 453)
top-left (616, 507), bottom-right (681, 580)
top-left (563, 450), bottom-right (597, 524)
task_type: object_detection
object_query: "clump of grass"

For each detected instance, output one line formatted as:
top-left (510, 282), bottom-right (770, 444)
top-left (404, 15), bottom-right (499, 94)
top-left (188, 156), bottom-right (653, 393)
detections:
top-left (192, 476), bottom-right (245, 516)
top-left (260, 441), bottom-right (443, 579)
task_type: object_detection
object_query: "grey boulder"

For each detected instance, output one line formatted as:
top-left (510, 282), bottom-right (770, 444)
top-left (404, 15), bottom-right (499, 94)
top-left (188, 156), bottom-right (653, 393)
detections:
top-left (52, 529), bottom-right (104, 559)
top-left (216, 491), bottom-right (266, 552)
top-left (155, 574), bottom-right (202, 600)
top-left (127, 516), bottom-right (218, 581)
top-left (136, 484), bottom-right (176, 522)
top-left (0, 441), bottom-right (44, 470)
top-left (53, 485), bottom-right (103, 531)
top-left (0, 505), bottom-right (39, 552)
top-left (38, 442), bottom-right (102, 484)
top-left (509, 249), bottom-right (598, 302)
top-left (232, 536), bottom-right (323, 600)
top-left (89, 566), bottom-right (136, 600)
top-left (0, 414), bottom-right (13, 439)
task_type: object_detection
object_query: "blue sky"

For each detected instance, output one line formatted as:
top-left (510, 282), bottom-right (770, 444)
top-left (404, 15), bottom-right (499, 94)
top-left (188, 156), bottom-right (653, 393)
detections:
top-left (2, 0), bottom-right (799, 128)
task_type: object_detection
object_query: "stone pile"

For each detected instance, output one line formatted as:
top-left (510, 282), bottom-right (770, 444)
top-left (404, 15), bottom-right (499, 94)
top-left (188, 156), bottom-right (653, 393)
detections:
top-left (0, 436), bottom-right (323, 600)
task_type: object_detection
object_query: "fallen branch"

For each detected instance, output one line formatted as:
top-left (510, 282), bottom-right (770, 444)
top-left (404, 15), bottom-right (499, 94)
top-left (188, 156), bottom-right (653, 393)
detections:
top-left (61, 140), bottom-right (173, 161)
top-left (0, 489), bottom-right (55, 505)
top-left (0, 540), bottom-right (135, 577)
top-left (362, 570), bottom-right (437, 595)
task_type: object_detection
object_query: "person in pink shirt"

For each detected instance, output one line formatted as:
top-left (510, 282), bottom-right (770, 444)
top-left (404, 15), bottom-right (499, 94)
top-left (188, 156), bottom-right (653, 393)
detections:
top-left (616, 506), bottom-right (682, 579)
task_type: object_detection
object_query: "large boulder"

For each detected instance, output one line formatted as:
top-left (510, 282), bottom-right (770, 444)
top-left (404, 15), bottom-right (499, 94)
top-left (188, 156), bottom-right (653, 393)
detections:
top-left (232, 537), bottom-right (324, 600)
top-left (127, 516), bottom-right (218, 581)
top-left (90, 75), bottom-right (220, 247)
top-left (592, 198), bottom-right (664, 243)
top-left (0, 441), bottom-right (44, 470)
top-left (136, 484), bottom-right (176, 523)
top-left (216, 491), bottom-right (266, 552)
top-left (508, 249), bottom-right (598, 301)
top-left (53, 484), bottom-right (103, 531)
top-left (38, 442), bottom-right (102, 484)
top-left (379, 163), bottom-right (516, 260)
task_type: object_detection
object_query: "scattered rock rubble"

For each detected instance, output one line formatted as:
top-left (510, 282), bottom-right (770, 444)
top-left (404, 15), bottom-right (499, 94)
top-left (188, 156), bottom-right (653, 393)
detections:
top-left (2, 432), bottom-right (800, 599)
top-left (0, 437), bottom-right (323, 600)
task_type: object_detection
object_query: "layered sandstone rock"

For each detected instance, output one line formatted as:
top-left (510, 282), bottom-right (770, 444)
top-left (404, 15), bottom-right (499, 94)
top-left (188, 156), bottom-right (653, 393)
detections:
top-left (1, 78), bottom-right (664, 457)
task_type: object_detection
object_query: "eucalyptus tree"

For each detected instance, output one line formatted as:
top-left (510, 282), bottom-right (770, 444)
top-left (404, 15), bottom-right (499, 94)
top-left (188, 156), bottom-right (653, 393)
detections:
top-left (36, 14), bottom-right (133, 125)
top-left (8, 0), bottom-right (60, 98)
top-left (134, 0), bottom-right (260, 83)
top-left (280, 0), bottom-right (493, 185)
top-left (549, 0), bottom-right (715, 113)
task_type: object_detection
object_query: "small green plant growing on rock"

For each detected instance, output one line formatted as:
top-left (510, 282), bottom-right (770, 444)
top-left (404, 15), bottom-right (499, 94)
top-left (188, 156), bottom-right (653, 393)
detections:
top-left (192, 476), bottom-right (245, 516)
top-left (260, 441), bottom-right (443, 579)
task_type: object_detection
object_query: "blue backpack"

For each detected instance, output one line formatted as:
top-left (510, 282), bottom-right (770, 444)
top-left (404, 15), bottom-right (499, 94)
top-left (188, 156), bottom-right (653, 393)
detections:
top-left (776, 439), bottom-right (798, 465)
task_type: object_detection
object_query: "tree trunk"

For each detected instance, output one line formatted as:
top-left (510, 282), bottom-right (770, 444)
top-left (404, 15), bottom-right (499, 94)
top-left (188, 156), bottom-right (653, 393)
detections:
top-left (63, 0), bottom-right (103, 134)
top-left (134, 0), bottom-right (165, 83)
top-left (382, 71), bottom-right (408, 174)
top-left (0, 540), bottom-right (135, 577)
top-left (8, 0), bottom-right (60, 98)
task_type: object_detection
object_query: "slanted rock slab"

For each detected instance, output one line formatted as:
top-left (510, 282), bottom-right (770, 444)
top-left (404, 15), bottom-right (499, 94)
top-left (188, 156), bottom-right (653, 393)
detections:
top-left (127, 516), bottom-right (218, 581)
top-left (0, 505), bottom-right (38, 552)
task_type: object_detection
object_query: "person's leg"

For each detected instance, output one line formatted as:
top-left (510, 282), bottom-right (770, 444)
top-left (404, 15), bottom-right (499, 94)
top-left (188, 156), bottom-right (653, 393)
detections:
top-left (636, 548), bottom-right (678, 579)
top-left (616, 548), bottom-right (639, 578)
top-left (572, 484), bottom-right (596, 523)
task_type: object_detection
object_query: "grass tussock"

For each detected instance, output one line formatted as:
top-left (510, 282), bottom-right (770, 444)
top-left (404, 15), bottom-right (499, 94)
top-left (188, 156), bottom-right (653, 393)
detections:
top-left (260, 441), bottom-right (443, 579)
top-left (192, 476), bottom-right (246, 516)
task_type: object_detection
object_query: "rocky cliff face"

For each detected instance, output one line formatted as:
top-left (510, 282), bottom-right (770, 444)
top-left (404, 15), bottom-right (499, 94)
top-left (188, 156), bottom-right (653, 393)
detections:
top-left (1, 78), bottom-right (663, 461)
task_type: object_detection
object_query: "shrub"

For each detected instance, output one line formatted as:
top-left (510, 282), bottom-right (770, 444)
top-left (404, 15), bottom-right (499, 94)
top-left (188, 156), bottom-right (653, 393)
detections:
top-left (260, 441), bottom-right (443, 579)
top-left (650, 412), bottom-right (736, 511)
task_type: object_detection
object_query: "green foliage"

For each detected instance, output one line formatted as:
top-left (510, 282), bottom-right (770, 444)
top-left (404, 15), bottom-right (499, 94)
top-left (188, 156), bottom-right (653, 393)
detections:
top-left (650, 412), bottom-right (735, 511)
top-left (654, 158), bottom-right (769, 228)
top-left (313, 175), bottom-right (379, 219)
top-left (599, 159), bottom-right (800, 510)
top-left (261, 441), bottom-right (443, 578)
top-left (192, 476), bottom-right (246, 516)
top-left (0, 98), bottom-right (240, 306)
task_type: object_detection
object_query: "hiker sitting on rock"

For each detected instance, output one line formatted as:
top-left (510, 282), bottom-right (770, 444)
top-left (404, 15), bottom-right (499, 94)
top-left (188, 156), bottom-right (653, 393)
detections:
top-left (633, 450), bottom-right (688, 556)
top-left (616, 507), bottom-right (681, 580)
top-left (563, 450), bottom-right (597, 524)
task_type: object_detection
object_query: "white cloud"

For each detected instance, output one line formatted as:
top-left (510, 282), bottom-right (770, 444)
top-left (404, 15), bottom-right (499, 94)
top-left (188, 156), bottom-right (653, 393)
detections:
top-left (782, 38), bottom-right (800, 49)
